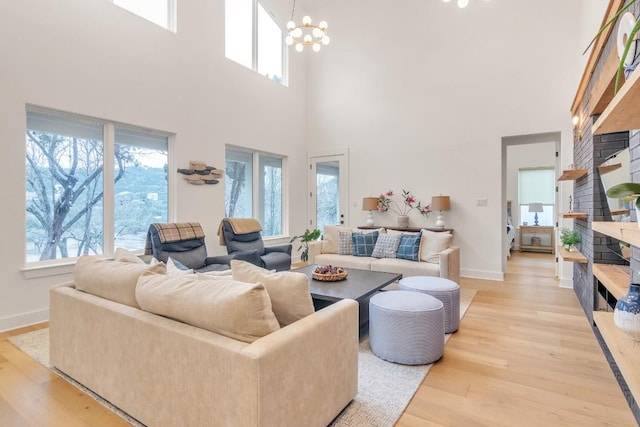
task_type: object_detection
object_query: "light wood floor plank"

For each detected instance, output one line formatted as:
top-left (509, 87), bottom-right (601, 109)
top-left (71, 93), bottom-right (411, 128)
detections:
top-left (0, 252), bottom-right (636, 426)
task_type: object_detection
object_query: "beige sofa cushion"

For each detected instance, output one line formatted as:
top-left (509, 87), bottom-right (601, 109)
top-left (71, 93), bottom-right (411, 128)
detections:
top-left (74, 256), bottom-right (166, 308)
top-left (420, 229), bottom-right (453, 263)
top-left (314, 253), bottom-right (374, 271)
top-left (231, 260), bottom-right (314, 326)
top-left (371, 258), bottom-right (440, 277)
top-left (114, 247), bottom-right (145, 264)
top-left (322, 225), bottom-right (353, 254)
top-left (136, 272), bottom-right (280, 343)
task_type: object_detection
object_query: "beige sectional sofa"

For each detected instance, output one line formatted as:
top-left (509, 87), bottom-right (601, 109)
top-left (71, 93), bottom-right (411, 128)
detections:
top-left (50, 257), bottom-right (359, 427)
top-left (308, 226), bottom-right (460, 284)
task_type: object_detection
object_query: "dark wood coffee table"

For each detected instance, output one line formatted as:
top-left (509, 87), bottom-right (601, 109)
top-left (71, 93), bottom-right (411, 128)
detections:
top-left (295, 265), bottom-right (402, 327)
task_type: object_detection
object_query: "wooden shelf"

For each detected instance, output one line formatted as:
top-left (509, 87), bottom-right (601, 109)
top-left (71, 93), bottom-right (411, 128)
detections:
top-left (611, 209), bottom-right (631, 216)
top-left (593, 264), bottom-right (630, 301)
top-left (561, 212), bottom-right (588, 219)
top-left (592, 221), bottom-right (640, 246)
top-left (557, 245), bottom-right (587, 263)
top-left (598, 163), bottom-right (622, 175)
top-left (557, 169), bottom-right (588, 181)
top-left (593, 311), bottom-right (640, 405)
top-left (593, 65), bottom-right (640, 135)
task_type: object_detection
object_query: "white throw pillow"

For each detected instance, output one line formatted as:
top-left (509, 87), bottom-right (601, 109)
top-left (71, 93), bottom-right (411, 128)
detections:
top-left (198, 269), bottom-right (232, 277)
top-left (419, 229), bottom-right (453, 264)
top-left (166, 257), bottom-right (194, 275)
top-left (371, 233), bottom-right (402, 258)
top-left (136, 272), bottom-right (280, 343)
top-left (231, 260), bottom-right (315, 326)
top-left (114, 247), bottom-right (145, 264)
top-left (74, 256), bottom-right (166, 308)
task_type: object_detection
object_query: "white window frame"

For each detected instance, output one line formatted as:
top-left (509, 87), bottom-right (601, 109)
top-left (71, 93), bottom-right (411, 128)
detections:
top-left (225, 146), bottom-right (288, 239)
top-left (518, 167), bottom-right (555, 227)
top-left (107, 0), bottom-right (177, 32)
top-left (225, 0), bottom-right (288, 85)
top-left (23, 106), bottom-right (174, 274)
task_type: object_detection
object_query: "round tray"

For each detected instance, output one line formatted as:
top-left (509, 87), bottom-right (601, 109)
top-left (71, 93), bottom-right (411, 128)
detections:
top-left (312, 270), bottom-right (348, 282)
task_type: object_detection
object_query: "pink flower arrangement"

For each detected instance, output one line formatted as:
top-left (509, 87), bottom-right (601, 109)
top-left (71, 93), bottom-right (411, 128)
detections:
top-left (377, 189), bottom-right (431, 216)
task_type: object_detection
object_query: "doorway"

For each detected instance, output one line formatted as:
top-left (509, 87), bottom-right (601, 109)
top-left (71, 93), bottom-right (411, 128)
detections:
top-left (308, 149), bottom-right (349, 232)
top-left (501, 132), bottom-right (561, 277)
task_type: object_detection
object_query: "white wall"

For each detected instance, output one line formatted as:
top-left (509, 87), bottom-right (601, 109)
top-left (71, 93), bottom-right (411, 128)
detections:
top-left (0, 0), bottom-right (308, 331)
top-left (306, 0), bottom-right (590, 280)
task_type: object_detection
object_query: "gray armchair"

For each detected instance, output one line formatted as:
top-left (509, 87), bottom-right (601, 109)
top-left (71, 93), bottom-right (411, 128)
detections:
top-left (219, 218), bottom-right (292, 271)
top-left (146, 222), bottom-right (234, 272)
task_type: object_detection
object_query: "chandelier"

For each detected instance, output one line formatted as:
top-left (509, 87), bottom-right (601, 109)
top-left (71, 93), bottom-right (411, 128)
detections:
top-left (285, 0), bottom-right (330, 52)
top-left (443, 0), bottom-right (471, 8)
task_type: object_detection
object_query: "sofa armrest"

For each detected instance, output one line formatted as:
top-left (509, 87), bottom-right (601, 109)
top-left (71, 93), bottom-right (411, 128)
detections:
top-left (439, 246), bottom-right (460, 284)
top-left (243, 299), bottom-right (359, 426)
top-left (308, 241), bottom-right (323, 264)
top-left (204, 254), bottom-right (234, 265)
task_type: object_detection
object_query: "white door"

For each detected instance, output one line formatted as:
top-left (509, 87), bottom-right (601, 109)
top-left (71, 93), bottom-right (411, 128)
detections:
top-left (309, 151), bottom-right (348, 232)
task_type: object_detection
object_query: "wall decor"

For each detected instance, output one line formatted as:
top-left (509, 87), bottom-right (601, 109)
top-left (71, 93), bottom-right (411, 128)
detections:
top-left (177, 160), bottom-right (224, 185)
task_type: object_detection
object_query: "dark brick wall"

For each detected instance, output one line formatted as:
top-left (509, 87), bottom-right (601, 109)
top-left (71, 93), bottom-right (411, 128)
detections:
top-left (573, 6), bottom-right (640, 421)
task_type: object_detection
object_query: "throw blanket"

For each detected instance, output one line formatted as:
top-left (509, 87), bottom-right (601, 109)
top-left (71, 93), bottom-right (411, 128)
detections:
top-left (144, 222), bottom-right (205, 255)
top-left (217, 218), bottom-right (262, 245)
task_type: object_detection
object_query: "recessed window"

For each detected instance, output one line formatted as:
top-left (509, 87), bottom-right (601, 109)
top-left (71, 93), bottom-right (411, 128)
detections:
top-left (110, 0), bottom-right (176, 31)
top-left (225, 0), bottom-right (286, 84)
top-left (25, 108), bottom-right (170, 263)
top-left (225, 147), bottom-right (285, 237)
top-left (518, 168), bottom-right (555, 226)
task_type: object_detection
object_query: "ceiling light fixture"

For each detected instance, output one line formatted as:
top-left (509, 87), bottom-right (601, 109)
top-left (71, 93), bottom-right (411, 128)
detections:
top-left (285, 0), bottom-right (330, 52)
top-left (443, 0), bottom-right (475, 8)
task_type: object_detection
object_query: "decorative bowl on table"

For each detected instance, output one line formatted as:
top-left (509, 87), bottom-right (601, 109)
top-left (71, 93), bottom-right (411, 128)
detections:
top-left (312, 265), bottom-right (348, 282)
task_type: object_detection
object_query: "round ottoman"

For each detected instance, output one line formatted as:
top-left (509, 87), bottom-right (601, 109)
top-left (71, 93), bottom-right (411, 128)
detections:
top-left (369, 290), bottom-right (444, 365)
top-left (398, 276), bottom-right (460, 333)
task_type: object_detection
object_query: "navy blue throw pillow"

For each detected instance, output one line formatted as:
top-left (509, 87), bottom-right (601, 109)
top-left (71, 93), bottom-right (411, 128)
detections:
top-left (352, 231), bottom-right (379, 257)
top-left (396, 232), bottom-right (422, 261)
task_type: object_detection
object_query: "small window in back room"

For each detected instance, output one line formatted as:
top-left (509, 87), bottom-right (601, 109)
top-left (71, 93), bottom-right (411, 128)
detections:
top-left (111, 0), bottom-right (176, 32)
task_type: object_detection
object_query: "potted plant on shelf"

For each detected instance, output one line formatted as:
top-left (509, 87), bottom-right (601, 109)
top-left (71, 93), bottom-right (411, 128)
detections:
top-left (606, 182), bottom-right (640, 227)
top-left (560, 228), bottom-right (582, 252)
top-left (290, 228), bottom-right (321, 263)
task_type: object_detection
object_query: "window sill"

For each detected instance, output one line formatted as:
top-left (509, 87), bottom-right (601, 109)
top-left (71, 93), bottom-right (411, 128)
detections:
top-left (22, 260), bottom-right (76, 279)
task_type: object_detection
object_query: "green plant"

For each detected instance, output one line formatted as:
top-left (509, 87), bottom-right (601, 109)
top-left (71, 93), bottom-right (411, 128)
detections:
top-left (584, 0), bottom-right (640, 94)
top-left (560, 228), bottom-right (582, 247)
top-left (605, 182), bottom-right (640, 209)
top-left (289, 228), bottom-right (321, 262)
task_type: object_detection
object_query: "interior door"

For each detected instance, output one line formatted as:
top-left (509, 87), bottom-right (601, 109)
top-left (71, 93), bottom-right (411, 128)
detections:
top-left (309, 152), bottom-right (348, 232)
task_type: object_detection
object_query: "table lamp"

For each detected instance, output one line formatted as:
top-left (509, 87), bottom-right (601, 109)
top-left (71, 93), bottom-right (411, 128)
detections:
top-left (431, 195), bottom-right (451, 228)
top-left (528, 203), bottom-right (543, 226)
top-left (362, 197), bottom-right (379, 226)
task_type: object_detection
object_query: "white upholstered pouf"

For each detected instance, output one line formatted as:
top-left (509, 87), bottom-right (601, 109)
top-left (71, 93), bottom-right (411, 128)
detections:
top-left (398, 276), bottom-right (460, 333)
top-left (369, 290), bottom-right (444, 365)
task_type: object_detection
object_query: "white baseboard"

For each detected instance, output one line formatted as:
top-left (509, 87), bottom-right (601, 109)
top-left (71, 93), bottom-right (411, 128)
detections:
top-left (0, 308), bottom-right (49, 333)
top-left (559, 278), bottom-right (574, 289)
top-left (461, 269), bottom-right (504, 281)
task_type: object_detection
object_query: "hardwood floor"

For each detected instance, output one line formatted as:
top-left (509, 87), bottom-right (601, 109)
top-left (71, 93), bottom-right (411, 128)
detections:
top-left (0, 252), bottom-right (636, 426)
top-left (398, 251), bottom-right (637, 427)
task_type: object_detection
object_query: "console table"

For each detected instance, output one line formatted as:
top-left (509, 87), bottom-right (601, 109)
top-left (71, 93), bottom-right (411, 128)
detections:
top-left (358, 226), bottom-right (454, 234)
top-left (519, 225), bottom-right (554, 254)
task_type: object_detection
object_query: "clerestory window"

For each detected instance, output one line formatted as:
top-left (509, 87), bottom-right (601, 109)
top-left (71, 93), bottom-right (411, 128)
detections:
top-left (225, 0), bottom-right (286, 84)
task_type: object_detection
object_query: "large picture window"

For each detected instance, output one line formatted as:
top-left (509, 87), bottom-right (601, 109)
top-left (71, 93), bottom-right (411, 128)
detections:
top-left (225, 0), bottom-right (285, 84)
top-left (225, 147), bottom-right (285, 237)
top-left (25, 108), bottom-right (169, 263)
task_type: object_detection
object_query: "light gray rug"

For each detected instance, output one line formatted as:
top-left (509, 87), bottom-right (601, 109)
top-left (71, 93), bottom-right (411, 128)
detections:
top-left (9, 288), bottom-right (475, 427)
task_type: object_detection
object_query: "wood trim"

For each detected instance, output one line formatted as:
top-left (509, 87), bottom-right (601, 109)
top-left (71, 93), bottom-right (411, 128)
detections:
top-left (590, 47), bottom-right (620, 115)
top-left (571, 0), bottom-right (625, 116)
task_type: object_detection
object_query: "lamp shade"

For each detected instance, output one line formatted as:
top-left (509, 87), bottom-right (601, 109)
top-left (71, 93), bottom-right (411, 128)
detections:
top-left (431, 195), bottom-right (451, 211)
top-left (528, 203), bottom-right (544, 213)
top-left (362, 197), bottom-right (379, 211)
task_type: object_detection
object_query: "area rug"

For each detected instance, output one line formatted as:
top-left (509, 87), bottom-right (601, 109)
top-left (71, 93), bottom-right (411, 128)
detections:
top-left (9, 288), bottom-right (476, 427)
